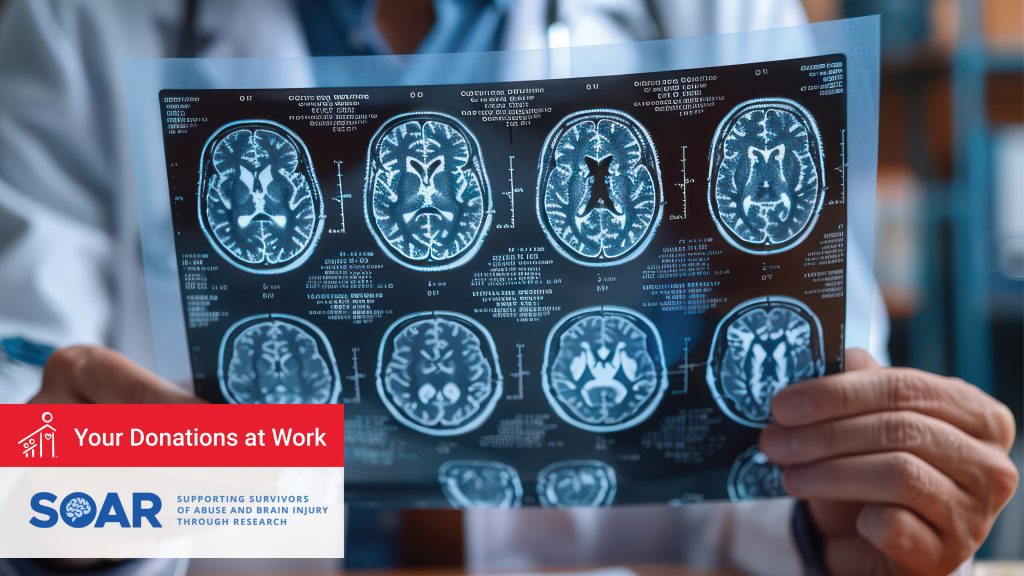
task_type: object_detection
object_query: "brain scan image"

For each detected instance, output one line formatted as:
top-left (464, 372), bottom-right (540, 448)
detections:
top-left (365, 112), bottom-right (492, 271)
top-left (218, 314), bottom-right (341, 404)
top-left (542, 306), bottom-right (668, 432)
top-left (377, 311), bottom-right (502, 436)
top-left (728, 445), bottom-right (786, 501)
top-left (708, 98), bottom-right (825, 254)
top-left (536, 460), bottom-right (617, 508)
top-left (537, 109), bottom-right (663, 266)
top-left (706, 296), bottom-right (825, 427)
top-left (199, 120), bottom-right (325, 274)
top-left (438, 460), bottom-right (523, 508)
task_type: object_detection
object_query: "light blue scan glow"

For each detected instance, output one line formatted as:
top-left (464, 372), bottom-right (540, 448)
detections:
top-left (199, 120), bottom-right (325, 274)
top-left (218, 314), bottom-right (341, 404)
top-left (365, 112), bottom-right (492, 271)
top-left (536, 460), bottom-right (617, 508)
top-left (728, 445), bottom-right (786, 501)
top-left (542, 306), bottom-right (667, 432)
top-left (377, 311), bottom-right (502, 436)
top-left (706, 296), bottom-right (825, 428)
top-left (709, 98), bottom-right (825, 254)
top-left (537, 109), bottom-right (663, 266)
top-left (438, 460), bottom-right (523, 508)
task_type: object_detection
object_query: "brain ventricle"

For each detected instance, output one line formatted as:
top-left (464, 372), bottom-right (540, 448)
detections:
top-left (711, 98), bottom-right (823, 252)
top-left (381, 314), bottom-right (500, 435)
top-left (201, 123), bottom-right (321, 272)
top-left (546, 310), bottom-right (664, 430)
top-left (539, 110), bottom-right (662, 266)
top-left (368, 115), bottom-right (489, 270)
top-left (227, 321), bottom-right (334, 404)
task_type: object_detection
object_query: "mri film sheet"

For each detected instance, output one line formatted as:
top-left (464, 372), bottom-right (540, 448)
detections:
top-left (159, 54), bottom-right (849, 507)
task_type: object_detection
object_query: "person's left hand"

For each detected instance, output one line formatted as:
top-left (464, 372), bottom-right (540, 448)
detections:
top-left (760, 349), bottom-right (1018, 576)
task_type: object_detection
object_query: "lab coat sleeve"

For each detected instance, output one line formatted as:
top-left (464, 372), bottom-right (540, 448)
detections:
top-left (0, 0), bottom-right (119, 402)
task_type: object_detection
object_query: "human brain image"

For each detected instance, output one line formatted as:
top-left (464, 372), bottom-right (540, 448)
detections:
top-left (377, 312), bottom-right (502, 436)
top-left (65, 497), bottom-right (92, 522)
top-left (438, 460), bottom-right (523, 508)
top-left (219, 314), bottom-right (341, 404)
top-left (543, 307), bottom-right (667, 432)
top-left (706, 296), bottom-right (824, 427)
top-left (365, 113), bottom-right (491, 271)
top-left (728, 445), bottom-right (786, 501)
top-left (199, 121), bottom-right (324, 273)
top-left (537, 460), bottom-right (617, 508)
top-left (709, 98), bottom-right (825, 254)
top-left (538, 109), bottom-right (662, 266)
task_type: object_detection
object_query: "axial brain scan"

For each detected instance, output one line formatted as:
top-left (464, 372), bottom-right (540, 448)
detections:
top-left (537, 460), bottom-right (617, 507)
top-left (543, 307), bottom-right (667, 432)
top-left (538, 109), bottom-right (662, 266)
top-left (377, 312), bottom-right (502, 436)
top-left (709, 98), bottom-right (825, 254)
top-left (438, 460), bottom-right (523, 508)
top-left (707, 296), bottom-right (825, 427)
top-left (728, 446), bottom-right (786, 501)
top-left (365, 113), bottom-right (492, 271)
top-left (199, 121), bottom-right (324, 273)
top-left (219, 314), bottom-right (340, 404)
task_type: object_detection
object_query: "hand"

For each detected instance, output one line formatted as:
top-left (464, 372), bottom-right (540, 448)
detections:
top-left (25, 346), bottom-right (199, 572)
top-left (31, 345), bottom-right (201, 404)
top-left (760, 349), bottom-right (1018, 576)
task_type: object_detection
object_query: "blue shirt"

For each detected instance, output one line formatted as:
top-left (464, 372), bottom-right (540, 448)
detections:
top-left (296, 0), bottom-right (511, 57)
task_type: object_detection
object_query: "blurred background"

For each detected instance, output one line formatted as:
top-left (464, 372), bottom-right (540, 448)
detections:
top-left (0, 0), bottom-right (1019, 567)
top-left (803, 0), bottom-right (1024, 562)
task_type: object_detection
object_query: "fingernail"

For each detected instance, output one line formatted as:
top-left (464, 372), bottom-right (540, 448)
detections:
top-left (772, 387), bottom-right (812, 423)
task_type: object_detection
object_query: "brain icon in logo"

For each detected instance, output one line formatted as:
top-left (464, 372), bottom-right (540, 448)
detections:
top-left (60, 493), bottom-right (97, 528)
top-left (377, 311), bottom-right (502, 436)
top-left (537, 460), bottom-right (617, 508)
top-left (218, 314), bottom-right (341, 404)
top-left (706, 296), bottom-right (824, 427)
top-left (728, 446), bottom-right (786, 501)
top-left (199, 120), bottom-right (325, 274)
top-left (708, 98), bottom-right (825, 254)
top-left (543, 306), bottom-right (668, 432)
top-left (538, 109), bottom-right (663, 266)
top-left (438, 460), bottom-right (523, 508)
top-left (365, 112), bottom-right (492, 271)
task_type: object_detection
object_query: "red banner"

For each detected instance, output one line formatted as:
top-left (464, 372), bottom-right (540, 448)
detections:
top-left (1, 404), bottom-right (344, 467)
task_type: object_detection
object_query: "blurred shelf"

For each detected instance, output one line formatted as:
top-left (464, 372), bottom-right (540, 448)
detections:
top-left (881, 45), bottom-right (952, 73)
top-left (982, 48), bottom-right (1024, 72)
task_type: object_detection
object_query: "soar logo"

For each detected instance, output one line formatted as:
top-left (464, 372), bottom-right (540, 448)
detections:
top-left (30, 492), bottom-right (162, 528)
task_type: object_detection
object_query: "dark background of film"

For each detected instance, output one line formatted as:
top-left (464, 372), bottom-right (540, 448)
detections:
top-left (159, 53), bottom-right (847, 507)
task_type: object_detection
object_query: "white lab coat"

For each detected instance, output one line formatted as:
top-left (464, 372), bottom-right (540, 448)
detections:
top-left (0, 1), bottom-right (894, 574)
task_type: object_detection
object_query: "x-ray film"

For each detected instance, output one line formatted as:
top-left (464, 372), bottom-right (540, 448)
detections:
top-left (136, 18), bottom-right (880, 507)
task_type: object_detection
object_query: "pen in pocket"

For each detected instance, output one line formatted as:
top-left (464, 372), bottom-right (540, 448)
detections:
top-left (0, 336), bottom-right (57, 368)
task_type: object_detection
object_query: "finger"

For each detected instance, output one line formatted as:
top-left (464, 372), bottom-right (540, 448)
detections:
top-left (762, 411), bottom-right (1013, 498)
top-left (782, 452), bottom-right (961, 531)
top-left (824, 536), bottom-right (892, 576)
top-left (856, 504), bottom-right (944, 575)
top-left (770, 368), bottom-right (1015, 449)
top-left (808, 499), bottom-right (864, 537)
top-left (37, 346), bottom-right (202, 404)
top-left (845, 347), bottom-right (880, 371)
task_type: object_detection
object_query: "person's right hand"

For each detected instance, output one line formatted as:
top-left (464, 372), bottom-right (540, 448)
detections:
top-left (30, 345), bottom-right (201, 404)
